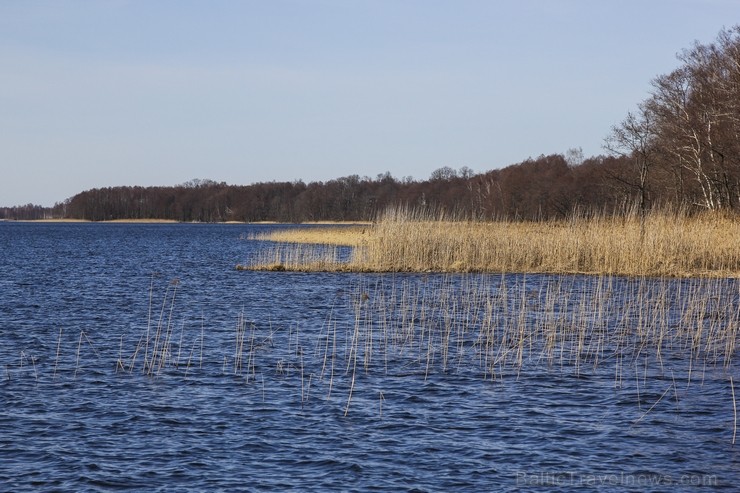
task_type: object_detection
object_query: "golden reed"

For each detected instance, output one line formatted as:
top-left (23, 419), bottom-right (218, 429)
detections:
top-left (242, 206), bottom-right (740, 277)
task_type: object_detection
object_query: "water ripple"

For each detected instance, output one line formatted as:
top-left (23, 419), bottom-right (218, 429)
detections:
top-left (0, 223), bottom-right (737, 491)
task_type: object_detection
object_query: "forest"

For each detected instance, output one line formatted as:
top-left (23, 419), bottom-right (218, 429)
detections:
top-left (2, 26), bottom-right (739, 222)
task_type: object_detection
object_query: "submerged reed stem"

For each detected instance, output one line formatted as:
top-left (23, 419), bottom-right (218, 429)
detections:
top-left (732, 377), bottom-right (737, 445)
top-left (53, 327), bottom-right (62, 380)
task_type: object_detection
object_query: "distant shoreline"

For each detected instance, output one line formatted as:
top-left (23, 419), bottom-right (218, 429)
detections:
top-left (1, 218), bottom-right (372, 225)
top-left (3, 218), bottom-right (178, 224)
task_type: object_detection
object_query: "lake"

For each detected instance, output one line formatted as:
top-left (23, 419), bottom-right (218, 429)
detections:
top-left (1, 222), bottom-right (738, 491)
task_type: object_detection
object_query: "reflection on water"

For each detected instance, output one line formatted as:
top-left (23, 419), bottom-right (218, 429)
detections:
top-left (0, 223), bottom-right (738, 491)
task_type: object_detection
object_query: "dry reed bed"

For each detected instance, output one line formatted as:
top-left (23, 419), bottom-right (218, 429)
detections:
top-left (323, 274), bottom-right (739, 381)
top-left (246, 226), bottom-right (370, 247)
top-left (241, 209), bottom-right (740, 277)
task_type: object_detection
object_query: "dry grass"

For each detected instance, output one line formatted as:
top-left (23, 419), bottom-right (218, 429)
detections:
top-left (242, 207), bottom-right (740, 277)
top-left (251, 226), bottom-right (370, 247)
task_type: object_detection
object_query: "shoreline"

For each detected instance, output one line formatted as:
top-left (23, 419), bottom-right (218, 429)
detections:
top-left (2, 219), bottom-right (372, 225)
top-left (5, 218), bottom-right (180, 224)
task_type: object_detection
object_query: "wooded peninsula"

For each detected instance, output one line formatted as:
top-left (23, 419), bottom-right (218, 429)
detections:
top-left (3, 27), bottom-right (739, 223)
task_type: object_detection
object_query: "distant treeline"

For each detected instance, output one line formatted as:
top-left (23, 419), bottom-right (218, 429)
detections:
top-left (0, 153), bottom-right (695, 222)
top-left (3, 26), bottom-right (739, 222)
top-left (0, 155), bottom-right (628, 222)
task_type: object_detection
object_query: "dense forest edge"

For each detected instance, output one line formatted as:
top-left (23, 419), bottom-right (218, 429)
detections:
top-left (3, 26), bottom-right (739, 223)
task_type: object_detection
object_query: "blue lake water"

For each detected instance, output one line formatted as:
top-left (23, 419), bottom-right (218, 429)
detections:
top-left (1, 222), bottom-right (738, 491)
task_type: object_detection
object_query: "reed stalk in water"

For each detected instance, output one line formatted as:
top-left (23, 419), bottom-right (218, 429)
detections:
top-left (53, 327), bottom-right (62, 380)
top-left (7, 269), bottom-right (738, 434)
top-left (732, 377), bottom-right (737, 445)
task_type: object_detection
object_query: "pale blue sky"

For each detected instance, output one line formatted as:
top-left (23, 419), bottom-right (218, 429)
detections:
top-left (1, 0), bottom-right (737, 206)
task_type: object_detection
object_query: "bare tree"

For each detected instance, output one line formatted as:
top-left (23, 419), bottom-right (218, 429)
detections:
top-left (604, 103), bottom-right (657, 221)
top-left (646, 26), bottom-right (740, 210)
